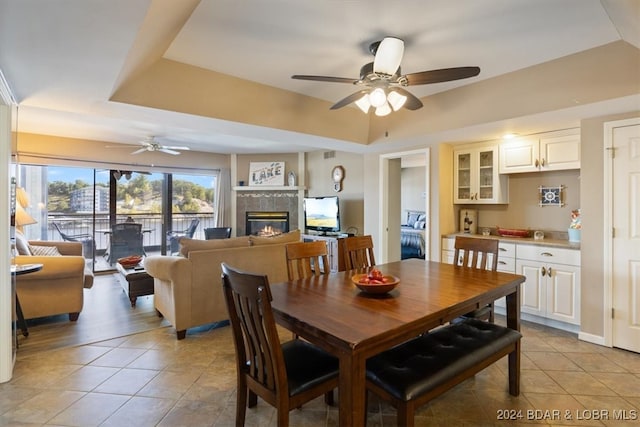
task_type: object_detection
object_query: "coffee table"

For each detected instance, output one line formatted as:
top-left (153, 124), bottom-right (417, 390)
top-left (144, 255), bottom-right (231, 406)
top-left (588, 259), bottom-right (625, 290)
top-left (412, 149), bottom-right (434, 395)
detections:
top-left (115, 263), bottom-right (154, 307)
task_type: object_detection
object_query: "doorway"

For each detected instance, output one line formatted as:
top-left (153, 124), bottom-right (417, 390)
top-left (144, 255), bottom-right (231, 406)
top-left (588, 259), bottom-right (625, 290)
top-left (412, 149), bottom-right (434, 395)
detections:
top-left (604, 117), bottom-right (640, 352)
top-left (379, 148), bottom-right (430, 263)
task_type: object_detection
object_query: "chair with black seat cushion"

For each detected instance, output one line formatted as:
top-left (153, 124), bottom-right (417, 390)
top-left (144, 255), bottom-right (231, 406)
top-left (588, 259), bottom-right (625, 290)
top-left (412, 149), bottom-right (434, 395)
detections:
top-left (52, 222), bottom-right (95, 260)
top-left (109, 222), bottom-right (144, 265)
top-left (204, 227), bottom-right (232, 240)
top-left (285, 240), bottom-right (330, 281)
top-left (166, 219), bottom-right (200, 254)
top-left (453, 235), bottom-right (499, 321)
top-left (221, 262), bottom-right (339, 426)
top-left (343, 235), bottom-right (376, 270)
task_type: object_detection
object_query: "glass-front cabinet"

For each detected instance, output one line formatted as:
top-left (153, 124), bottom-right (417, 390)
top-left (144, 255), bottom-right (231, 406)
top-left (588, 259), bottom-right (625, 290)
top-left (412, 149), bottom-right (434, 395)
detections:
top-left (454, 143), bottom-right (508, 204)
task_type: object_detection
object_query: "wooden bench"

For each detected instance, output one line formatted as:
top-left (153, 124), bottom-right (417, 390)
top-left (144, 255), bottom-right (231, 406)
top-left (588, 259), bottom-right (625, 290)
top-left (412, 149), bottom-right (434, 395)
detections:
top-left (366, 318), bottom-right (522, 427)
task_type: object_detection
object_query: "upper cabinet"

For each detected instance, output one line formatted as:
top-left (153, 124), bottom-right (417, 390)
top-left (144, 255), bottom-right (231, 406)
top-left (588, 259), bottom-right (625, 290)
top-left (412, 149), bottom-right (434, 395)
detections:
top-left (499, 129), bottom-right (580, 174)
top-left (454, 143), bottom-right (508, 204)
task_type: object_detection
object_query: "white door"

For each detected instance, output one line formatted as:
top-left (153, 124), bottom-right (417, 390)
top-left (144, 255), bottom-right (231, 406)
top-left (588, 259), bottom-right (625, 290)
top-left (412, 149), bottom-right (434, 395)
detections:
top-left (612, 122), bottom-right (640, 352)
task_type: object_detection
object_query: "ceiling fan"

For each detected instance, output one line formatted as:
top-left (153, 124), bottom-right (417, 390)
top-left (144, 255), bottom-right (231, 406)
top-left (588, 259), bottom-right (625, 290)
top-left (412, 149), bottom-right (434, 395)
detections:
top-left (291, 37), bottom-right (480, 116)
top-left (130, 137), bottom-right (190, 155)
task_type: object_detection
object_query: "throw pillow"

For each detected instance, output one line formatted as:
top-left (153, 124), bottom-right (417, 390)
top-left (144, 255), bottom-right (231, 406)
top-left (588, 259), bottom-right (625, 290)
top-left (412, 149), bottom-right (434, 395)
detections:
top-left (179, 235), bottom-right (250, 257)
top-left (29, 245), bottom-right (62, 256)
top-left (414, 220), bottom-right (426, 229)
top-left (249, 229), bottom-right (301, 246)
top-left (14, 231), bottom-right (31, 255)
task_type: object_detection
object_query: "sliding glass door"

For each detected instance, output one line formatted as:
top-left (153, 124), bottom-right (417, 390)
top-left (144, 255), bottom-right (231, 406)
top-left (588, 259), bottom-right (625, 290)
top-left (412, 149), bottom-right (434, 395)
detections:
top-left (18, 164), bottom-right (218, 273)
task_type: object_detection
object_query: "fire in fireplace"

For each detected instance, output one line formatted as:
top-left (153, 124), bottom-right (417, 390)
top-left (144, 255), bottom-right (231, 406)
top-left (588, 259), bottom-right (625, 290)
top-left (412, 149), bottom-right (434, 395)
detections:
top-left (246, 211), bottom-right (290, 236)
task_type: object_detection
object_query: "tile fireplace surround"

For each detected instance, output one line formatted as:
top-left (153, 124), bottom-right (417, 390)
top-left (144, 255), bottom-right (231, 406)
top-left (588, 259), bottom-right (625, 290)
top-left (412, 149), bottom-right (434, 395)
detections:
top-left (235, 189), bottom-right (299, 236)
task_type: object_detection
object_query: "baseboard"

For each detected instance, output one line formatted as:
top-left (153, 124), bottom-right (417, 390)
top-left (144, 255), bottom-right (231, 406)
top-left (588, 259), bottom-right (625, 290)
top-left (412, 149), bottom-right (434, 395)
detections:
top-left (578, 331), bottom-right (609, 347)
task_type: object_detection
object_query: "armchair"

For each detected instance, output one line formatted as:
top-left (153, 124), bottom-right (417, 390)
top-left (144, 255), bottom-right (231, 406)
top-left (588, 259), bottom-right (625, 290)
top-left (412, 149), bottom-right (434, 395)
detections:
top-left (167, 219), bottom-right (199, 254)
top-left (52, 222), bottom-right (95, 260)
top-left (15, 240), bottom-right (94, 321)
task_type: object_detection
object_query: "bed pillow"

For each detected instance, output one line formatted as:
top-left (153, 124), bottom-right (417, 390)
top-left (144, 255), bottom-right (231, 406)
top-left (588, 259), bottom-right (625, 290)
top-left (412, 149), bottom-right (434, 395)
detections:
top-left (406, 212), bottom-right (420, 227)
top-left (414, 220), bottom-right (426, 229)
top-left (29, 245), bottom-right (62, 256)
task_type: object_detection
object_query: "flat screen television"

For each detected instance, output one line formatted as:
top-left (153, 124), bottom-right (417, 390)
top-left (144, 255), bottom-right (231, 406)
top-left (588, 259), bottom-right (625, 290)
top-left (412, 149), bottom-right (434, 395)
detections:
top-left (303, 196), bottom-right (341, 234)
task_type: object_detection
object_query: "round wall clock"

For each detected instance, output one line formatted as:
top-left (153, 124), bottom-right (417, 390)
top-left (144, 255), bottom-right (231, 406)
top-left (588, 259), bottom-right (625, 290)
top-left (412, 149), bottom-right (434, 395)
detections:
top-left (331, 165), bottom-right (345, 192)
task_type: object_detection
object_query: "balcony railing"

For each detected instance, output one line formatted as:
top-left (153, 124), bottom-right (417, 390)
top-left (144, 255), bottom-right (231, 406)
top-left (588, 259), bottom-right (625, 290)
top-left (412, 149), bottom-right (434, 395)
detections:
top-left (48, 213), bottom-right (215, 258)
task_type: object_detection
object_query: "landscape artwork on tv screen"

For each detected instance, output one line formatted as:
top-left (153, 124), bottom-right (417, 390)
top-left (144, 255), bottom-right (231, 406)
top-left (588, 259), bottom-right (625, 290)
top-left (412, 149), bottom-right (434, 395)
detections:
top-left (304, 196), bottom-right (340, 234)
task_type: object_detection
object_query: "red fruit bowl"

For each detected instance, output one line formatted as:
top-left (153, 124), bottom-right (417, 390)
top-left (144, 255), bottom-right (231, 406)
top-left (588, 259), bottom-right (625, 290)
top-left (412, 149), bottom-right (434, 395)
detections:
top-left (117, 255), bottom-right (143, 268)
top-left (351, 273), bottom-right (399, 294)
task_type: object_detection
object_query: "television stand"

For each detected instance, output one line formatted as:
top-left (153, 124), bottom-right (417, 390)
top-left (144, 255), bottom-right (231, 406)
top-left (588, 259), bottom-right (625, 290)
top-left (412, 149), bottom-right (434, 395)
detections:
top-left (302, 233), bottom-right (346, 272)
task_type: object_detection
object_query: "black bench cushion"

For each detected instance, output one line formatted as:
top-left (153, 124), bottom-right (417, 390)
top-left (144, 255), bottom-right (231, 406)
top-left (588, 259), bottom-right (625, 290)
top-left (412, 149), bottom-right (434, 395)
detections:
top-left (366, 319), bottom-right (522, 402)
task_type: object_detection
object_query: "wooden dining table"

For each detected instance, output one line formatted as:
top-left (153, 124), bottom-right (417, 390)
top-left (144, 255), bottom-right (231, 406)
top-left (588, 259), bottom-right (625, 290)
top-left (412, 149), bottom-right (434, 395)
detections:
top-left (269, 258), bottom-right (525, 427)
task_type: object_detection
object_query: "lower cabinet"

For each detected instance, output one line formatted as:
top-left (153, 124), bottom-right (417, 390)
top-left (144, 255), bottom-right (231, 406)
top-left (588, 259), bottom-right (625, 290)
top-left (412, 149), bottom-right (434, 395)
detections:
top-left (441, 236), bottom-right (580, 330)
top-left (516, 245), bottom-right (580, 326)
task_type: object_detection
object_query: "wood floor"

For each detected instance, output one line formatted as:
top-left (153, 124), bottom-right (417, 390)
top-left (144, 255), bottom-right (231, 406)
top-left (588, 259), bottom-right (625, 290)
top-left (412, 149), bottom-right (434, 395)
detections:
top-left (16, 272), bottom-right (170, 359)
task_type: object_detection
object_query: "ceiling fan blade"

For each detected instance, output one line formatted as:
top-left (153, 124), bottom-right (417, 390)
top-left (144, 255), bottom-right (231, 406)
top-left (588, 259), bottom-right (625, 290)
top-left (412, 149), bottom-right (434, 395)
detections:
top-left (163, 146), bottom-right (189, 151)
top-left (131, 147), bottom-right (148, 155)
top-left (373, 37), bottom-right (404, 76)
top-left (404, 66), bottom-right (480, 86)
top-left (159, 148), bottom-right (181, 155)
top-left (330, 90), bottom-right (370, 110)
top-left (392, 87), bottom-right (423, 110)
top-left (292, 75), bottom-right (358, 84)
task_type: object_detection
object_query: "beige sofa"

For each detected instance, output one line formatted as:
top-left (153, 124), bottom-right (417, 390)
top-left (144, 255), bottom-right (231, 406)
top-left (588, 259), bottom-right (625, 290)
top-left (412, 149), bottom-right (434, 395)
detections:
top-left (145, 230), bottom-right (300, 339)
top-left (15, 238), bottom-right (94, 321)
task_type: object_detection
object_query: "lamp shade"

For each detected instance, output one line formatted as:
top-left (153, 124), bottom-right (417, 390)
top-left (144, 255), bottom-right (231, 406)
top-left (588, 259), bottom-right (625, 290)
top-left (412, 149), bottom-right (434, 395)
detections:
top-left (16, 187), bottom-right (30, 208)
top-left (15, 203), bottom-right (37, 228)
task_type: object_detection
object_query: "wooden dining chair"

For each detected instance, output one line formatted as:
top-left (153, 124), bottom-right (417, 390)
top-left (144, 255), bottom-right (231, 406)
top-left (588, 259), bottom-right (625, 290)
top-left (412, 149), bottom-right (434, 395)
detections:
top-left (453, 235), bottom-right (499, 321)
top-left (221, 263), bottom-right (339, 427)
top-left (343, 235), bottom-right (376, 270)
top-left (285, 240), bottom-right (330, 281)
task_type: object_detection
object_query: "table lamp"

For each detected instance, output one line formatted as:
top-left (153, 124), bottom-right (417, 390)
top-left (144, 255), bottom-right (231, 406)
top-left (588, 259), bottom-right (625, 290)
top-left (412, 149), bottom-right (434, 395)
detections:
top-left (15, 187), bottom-right (37, 232)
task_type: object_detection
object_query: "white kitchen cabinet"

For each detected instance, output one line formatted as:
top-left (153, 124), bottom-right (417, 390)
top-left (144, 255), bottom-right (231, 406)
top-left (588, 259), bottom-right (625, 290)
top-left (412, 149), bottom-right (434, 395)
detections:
top-left (454, 143), bottom-right (508, 204)
top-left (499, 130), bottom-right (580, 174)
top-left (516, 245), bottom-right (580, 325)
top-left (442, 236), bottom-right (581, 329)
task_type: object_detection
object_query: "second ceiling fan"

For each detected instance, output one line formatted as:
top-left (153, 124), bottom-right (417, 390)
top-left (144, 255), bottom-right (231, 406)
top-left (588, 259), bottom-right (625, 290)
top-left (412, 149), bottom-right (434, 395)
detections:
top-left (292, 37), bottom-right (480, 116)
top-left (131, 137), bottom-right (190, 155)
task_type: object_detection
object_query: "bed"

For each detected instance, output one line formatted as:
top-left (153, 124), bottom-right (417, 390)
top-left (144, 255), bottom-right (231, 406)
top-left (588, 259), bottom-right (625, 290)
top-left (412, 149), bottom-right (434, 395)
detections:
top-left (401, 210), bottom-right (426, 259)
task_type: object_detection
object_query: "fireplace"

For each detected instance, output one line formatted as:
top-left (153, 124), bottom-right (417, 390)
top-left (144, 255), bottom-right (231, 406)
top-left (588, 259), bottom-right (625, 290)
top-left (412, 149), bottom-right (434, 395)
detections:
top-left (246, 211), bottom-right (290, 236)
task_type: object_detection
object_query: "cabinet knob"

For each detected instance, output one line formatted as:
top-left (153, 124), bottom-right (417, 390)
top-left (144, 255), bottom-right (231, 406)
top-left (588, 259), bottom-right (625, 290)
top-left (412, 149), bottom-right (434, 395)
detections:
top-left (541, 266), bottom-right (547, 276)
top-left (540, 252), bottom-right (553, 257)
top-left (541, 158), bottom-right (545, 167)
top-left (535, 159), bottom-right (539, 168)
top-left (547, 267), bottom-right (552, 277)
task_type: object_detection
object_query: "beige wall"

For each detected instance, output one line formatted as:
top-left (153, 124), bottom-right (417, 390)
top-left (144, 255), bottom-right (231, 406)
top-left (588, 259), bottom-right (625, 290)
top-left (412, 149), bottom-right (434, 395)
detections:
top-left (15, 133), bottom-right (229, 172)
top-left (460, 169), bottom-right (580, 234)
top-left (305, 150), bottom-right (364, 235)
top-left (401, 166), bottom-right (426, 216)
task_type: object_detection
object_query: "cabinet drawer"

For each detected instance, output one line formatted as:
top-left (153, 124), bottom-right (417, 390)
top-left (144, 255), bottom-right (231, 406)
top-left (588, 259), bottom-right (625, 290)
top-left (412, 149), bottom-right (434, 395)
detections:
top-left (495, 255), bottom-right (515, 273)
top-left (442, 237), bottom-right (456, 251)
top-left (498, 242), bottom-right (516, 258)
top-left (516, 244), bottom-right (580, 265)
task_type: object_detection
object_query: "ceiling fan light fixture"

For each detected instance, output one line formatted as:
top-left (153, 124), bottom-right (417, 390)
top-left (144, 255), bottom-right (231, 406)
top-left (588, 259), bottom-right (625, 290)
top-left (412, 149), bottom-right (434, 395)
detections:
top-left (387, 90), bottom-right (407, 111)
top-left (355, 94), bottom-right (371, 113)
top-left (373, 37), bottom-right (404, 76)
top-left (369, 88), bottom-right (387, 108)
top-left (375, 103), bottom-right (392, 117)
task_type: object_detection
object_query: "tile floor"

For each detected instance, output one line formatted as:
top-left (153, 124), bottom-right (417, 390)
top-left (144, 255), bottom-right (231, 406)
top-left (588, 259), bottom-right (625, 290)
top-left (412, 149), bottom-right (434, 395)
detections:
top-left (1, 319), bottom-right (639, 426)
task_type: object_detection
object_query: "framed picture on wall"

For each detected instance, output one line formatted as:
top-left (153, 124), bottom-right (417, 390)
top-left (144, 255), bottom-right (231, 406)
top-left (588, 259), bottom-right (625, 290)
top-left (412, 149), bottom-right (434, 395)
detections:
top-left (249, 162), bottom-right (285, 186)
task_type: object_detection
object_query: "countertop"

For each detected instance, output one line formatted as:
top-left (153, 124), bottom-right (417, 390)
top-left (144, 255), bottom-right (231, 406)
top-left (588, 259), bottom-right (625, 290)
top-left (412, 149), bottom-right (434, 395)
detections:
top-left (442, 232), bottom-right (580, 250)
